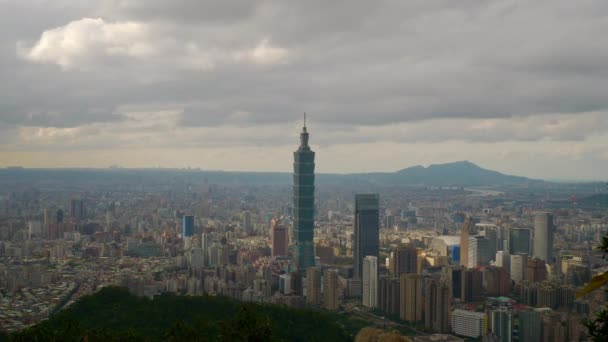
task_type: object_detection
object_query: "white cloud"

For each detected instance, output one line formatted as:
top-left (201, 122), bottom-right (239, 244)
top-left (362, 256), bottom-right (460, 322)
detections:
top-left (18, 18), bottom-right (290, 71)
top-left (238, 38), bottom-right (289, 65)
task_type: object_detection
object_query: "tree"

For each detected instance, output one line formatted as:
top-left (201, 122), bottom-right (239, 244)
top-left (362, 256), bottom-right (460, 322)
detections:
top-left (578, 233), bottom-right (608, 341)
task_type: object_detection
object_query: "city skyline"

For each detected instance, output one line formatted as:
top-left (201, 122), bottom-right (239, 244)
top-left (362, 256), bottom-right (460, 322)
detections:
top-left (2, 1), bottom-right (608, 180)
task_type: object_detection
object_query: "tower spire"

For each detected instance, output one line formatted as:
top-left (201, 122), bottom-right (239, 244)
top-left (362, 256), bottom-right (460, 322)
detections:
top-left (303, 112), bottom-right (307, 132)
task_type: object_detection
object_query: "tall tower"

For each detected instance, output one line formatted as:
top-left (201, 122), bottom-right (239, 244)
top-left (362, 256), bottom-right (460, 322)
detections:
top-left (293, 114), bottom-right (316, 270)
top-left (353, 194), bottom-right (380, 279)
top-left (533, 212), bottom-right (554, 263)
top-left (460, 215), bottom-right (472, 267)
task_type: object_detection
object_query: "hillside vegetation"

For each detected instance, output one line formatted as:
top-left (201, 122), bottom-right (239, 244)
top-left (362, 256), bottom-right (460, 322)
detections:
top-left (4, 287), bottom-right (368, 341)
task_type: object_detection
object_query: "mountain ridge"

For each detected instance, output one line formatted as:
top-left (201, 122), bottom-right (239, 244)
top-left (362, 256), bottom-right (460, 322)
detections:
top-left (0, 160), bottom-right (538, 187)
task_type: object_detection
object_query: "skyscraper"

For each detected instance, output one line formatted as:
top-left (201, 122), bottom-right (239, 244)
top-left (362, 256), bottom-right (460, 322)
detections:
top-left (460, 215), bottom-right (473, 267)
top-left (533, 212), bottom-right (554, 263)
top-left (353, 194), bottom-right (380, 279)
top-left (362, 255), bottom-right (378, 308)
top-left (293, 116), bottom-right (315, 270)
top-left (182, 215), bottom-right (194, 238)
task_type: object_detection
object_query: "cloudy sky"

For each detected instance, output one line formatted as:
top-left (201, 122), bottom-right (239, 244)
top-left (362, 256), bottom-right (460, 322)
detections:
top-left (2, 0), bottom-right (608, 180)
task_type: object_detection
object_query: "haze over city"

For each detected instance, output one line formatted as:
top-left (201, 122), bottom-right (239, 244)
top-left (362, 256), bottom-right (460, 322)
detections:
top-left (2, 1), bottom-right (608, 180)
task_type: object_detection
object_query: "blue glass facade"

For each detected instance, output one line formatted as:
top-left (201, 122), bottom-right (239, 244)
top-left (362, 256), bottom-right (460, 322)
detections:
top-left (182, 215), bottom-right (194, 238)
top-left (353, 194), bottom-right (380, 280)
top-left (293, 123), bottom-right (315, 270)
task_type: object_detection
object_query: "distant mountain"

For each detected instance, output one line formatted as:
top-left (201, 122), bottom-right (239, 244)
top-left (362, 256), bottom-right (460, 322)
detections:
top-left (0, 161), bottom-right (538, 187)
top-left (384, 160), bottom-right (532, 186)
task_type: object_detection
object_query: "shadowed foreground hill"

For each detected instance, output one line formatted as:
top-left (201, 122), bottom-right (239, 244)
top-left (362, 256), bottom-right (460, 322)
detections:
top-left (5, 287), bottom-right (368, 341)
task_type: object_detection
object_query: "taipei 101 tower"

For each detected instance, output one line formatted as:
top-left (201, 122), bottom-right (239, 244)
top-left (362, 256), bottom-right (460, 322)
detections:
top-left (293, 114), bottom-right (316, 270)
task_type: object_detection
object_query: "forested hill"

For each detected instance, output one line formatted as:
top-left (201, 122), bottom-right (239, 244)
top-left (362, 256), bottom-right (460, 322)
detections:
top-left (4, 287), bottom-right (367, 341)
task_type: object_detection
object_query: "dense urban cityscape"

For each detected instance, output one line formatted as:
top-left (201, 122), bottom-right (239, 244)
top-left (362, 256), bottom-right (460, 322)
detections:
top-left (1, 121), bottom-right (606, 341)
top-left (3, 1), bottom-right (608, 339)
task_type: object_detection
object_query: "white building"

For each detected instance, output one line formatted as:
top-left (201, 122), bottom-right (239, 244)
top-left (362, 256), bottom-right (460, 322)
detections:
top-left (510, 253), bottom-right (527, 282)
top-left (452, 309), bottom-right (486, 338)
top-left (362, 255), bottom-right (378, 308)
top-left (495, 250), bottom-right (510, 271)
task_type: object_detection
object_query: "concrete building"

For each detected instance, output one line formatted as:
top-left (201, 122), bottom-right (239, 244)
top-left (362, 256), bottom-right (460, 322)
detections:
top-left (459, 215), bottom-right (473, 268)
top-left (400, 273), bottom-right (423, 323)
top-left (362, 255), bottom-right (378, 308)
top-left (424, 277), bottom-right (451, 333)
top-left (390, 244), bottom-right (419, 277)
top-left (467, 235), bottom-right (490, 268)
top-left (533, 212), bottom-right (554, 263)
top-left (379, 276), bottom-right (400, 315)
top-left (306, 267), bottom-right (322, 306)
top-left (510, 253), bottom-right (527, 283)
top-left (489, 309), bottom-right (512, 342)
top-left (451, 309), bottom-right (485, 338)
top-left (525, 258), bottom-right (547, 283)
top-left (323, 269), bottom-right (340, 310)
top-left (271, 218), bottom-right (288, 257)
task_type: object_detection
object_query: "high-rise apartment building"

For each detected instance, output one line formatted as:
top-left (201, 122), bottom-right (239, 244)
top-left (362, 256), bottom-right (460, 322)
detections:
top-left (460, 215), bottom-right (473, 267)
top-left (323, 269), bottom-right (340, 310)
top-left (518, 308), bottom-right (542, 342)
top-left (182, 215), bottom-right (194, 238)
top-left (399, 273), bottom-right (422, 323)
top-left (362, 256), bottom-right (378, 308)
top-left (463, 268), bottom-right (483, 302)
top-left (510, 253), bottom-right (527, 283)
top-left (293, 117), bottom-right (316, 271)
top-left (525, 258), bottom-right (547, 283)
top-left (485, 266), bottom-right (510, 297)
top-left (533, 212), bottom-right (554, 263)
top-left (424, 277), bottom-right (451, 333)
top-left (271, 218), bottom-right (288, 257)
top-left (378, 276), bottom-right (400, 315)
top-left (306, 267), bottom-right (322, 306)
top-left (390, 244), bottom-right (418, 277)
top-left (353, 194), bottom-right (380, 280)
